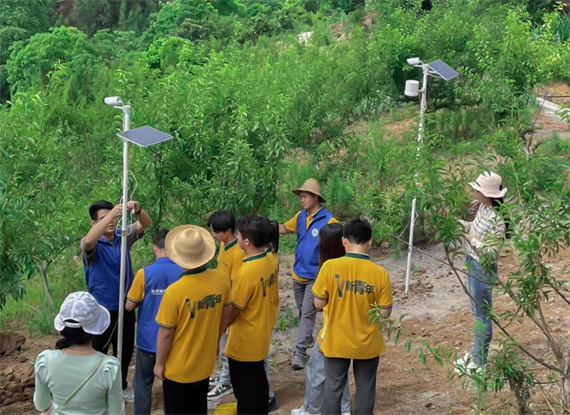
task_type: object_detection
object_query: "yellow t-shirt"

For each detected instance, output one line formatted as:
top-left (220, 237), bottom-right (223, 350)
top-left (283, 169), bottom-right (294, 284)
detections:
top-left (284, 209), bottom-right (339, 283)
top-left (127, 269), bottom-right (145, 303)
top-left (312, 253), bottom-right (393, 359)
top-left (226, 250), bottom-right (279, 362)
top-left (156, 267), bottom-right (231, 383)
top-left (216, 239), bottom-right (245, 283)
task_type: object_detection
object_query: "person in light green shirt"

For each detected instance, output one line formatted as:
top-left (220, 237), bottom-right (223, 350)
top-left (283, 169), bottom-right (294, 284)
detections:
top-left (34, 292), bottom-right (125, 415)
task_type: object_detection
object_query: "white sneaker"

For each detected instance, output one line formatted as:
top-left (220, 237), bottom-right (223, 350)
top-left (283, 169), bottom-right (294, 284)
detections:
top-left (122, 386), bottom-right (134, 403)
top-left (342, 412), bottom-right (351, 415)
top-left (291, 407), bottom-right (320, 415)
top-left (454, 353), bottom-right (482, 376)
top-left (207, 382), bottom-right (234, 400)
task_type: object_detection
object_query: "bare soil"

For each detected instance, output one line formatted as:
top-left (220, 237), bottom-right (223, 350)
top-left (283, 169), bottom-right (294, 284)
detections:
top-left (2, 245), bottom-right (570, 415)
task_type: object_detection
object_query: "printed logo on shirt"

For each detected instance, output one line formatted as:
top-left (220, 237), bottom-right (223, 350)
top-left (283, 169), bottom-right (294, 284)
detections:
top-left (151, 289), bottom-right (166, 296)
top-left (260, 274), bottom-right (276, 297)
top-left (334, 274), bottom-right (374, 298)
top-left (184, 294), bottom-right (223, 319)
top-left (311, 228), bottom-right (319, 237)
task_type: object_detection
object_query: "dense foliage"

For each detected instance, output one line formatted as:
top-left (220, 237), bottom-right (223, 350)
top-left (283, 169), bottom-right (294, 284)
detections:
top-left (3, 0), bottom-right (570, 410)
top-left (1, 0), bottom-right (569, 324)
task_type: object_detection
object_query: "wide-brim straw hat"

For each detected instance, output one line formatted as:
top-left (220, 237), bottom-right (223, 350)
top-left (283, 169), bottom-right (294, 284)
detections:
top-left (469, 171), bottom-right (508, 198)
top-left (292, 178), bottom-right (327, 204)
top-left (165, 225), bottom-right (216, 270)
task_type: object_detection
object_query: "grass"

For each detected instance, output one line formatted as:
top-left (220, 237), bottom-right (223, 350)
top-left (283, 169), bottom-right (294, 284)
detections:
top-left (277, 305), bottom-right (300, 332)
top-left (0, 241), bottom-right (155, 335)
top-left (5, 103), bottom-right (569, 337)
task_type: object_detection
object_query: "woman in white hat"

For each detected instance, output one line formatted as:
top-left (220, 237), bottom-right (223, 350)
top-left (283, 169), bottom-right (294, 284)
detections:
top-left (34, 291), bottom-right (124, 415)
top-left (455, 172), bottom-right (508, 372)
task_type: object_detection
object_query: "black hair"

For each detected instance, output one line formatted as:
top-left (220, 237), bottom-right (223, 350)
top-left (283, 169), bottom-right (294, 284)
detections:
top-left (343, 217), bottom-right (372, 245)
top-left (207, 210), bottom-right (236, 234)
top-left (319, 223), bottom-right (345, 267)
top-left (268, 219), bottom-right (280, 255)
top-left (237, 214), bottom-right (279, 252)
top-left (55, 325), bottom-right (93, 350)
top-left (491, 197), bottom-right (511, 239)
top-left (153, 229), bottom-right (169, 249)
top-left (89, 200), bottom-right (113, 221)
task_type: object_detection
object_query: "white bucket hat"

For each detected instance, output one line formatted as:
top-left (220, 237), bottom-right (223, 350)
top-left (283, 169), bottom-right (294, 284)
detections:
top-left (54, 292), bottom-right (110, 335)
top-left (469, 171), bottom-right (507, 198)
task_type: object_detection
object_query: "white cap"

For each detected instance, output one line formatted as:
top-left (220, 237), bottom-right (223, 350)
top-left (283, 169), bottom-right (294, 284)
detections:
top-left (54, 292), bottom-right (110, 335)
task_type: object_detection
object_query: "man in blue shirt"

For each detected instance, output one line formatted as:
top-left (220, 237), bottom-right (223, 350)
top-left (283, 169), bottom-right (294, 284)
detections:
top-left (279, 179), bottom-right (337, 370)
top-left (81, 199), bottom-right (151, 402)
top-left (126, 230), bottom-right (182, 415)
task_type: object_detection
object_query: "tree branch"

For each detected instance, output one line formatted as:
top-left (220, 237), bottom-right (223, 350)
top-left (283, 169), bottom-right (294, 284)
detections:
top-left (444, 246), bottom-right (563, 374)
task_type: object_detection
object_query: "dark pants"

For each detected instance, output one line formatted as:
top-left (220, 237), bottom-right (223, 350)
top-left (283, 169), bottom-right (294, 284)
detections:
top-left (134, 348), bottom-right (155, 415)
top-left (163, 377), bottom-right (209, 415)
top-left (293, 280), bottom-right (317, 356)
top-left (322, 356), bottom-right (380, 415)
top-left (229, 358), bottom-right (269, 414)
top-left (93, 308), bottom-right (136, 390)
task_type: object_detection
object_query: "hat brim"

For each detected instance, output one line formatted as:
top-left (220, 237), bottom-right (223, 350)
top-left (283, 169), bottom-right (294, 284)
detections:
top-left (165, 225), bottom-right (216, 270)
top-left (54, 303), bottom-right (110, 336)
top-left (292, 189), bottom-right (327, 204)
top-left (469, 182), bottom-right (508, 198)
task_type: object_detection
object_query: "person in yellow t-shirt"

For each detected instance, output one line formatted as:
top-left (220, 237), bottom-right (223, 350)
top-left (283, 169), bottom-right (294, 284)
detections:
top-left (291, 223), bottom-right (351, 415)
top-left (207, 210), bottom-right (245, 401)
top-left (220, 214), bottom-right (279, 414)
top-left (154, 225), bottom-right (231, 415)
top-left (279, 178), bottom-right (338, 370)
top-left (312, 217), bottom-right (393, 415)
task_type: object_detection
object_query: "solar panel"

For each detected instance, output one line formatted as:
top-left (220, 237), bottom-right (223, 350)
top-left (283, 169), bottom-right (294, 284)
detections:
top-left (428, 59), bottom-right (459, 81)
top-left (117, 126), bottom-right (173, 148)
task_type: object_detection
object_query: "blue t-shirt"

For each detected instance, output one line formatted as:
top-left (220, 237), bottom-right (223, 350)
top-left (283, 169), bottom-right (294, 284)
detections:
top-left (81, 224), bottom-right (141, 311)
top-left (127, 257), bottom-right (182, 353)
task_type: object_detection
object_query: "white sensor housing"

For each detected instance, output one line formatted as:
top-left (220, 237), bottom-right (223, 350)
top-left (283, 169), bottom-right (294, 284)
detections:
top-left (404, 80), bottom-right (420, 97)
top-left (104, 96), bottom-right (123, 107)
top-left (407, 57), bottom-right (421, 66)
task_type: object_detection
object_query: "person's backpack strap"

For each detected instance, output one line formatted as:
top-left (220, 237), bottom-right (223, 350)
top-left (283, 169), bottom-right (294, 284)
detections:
top-left (50, 357), bottom-right (104, 415)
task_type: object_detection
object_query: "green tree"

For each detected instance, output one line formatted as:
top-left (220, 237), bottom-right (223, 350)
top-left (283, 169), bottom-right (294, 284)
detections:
top-left (143, 0), bottom-right (218, 44)
top-left (0, 0), bottom-right (55, 100)
top-left (6, 27), bottom-right (100, 97)
top-left (70, 0), bottom-right (112, 36)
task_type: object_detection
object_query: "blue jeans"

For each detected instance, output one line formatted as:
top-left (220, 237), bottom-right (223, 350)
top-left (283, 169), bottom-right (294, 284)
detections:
top-left (467, 257), bottom-right (496, 366)
top-left (304, 350), bottom-right (351, 414)
top-left (134, 348), bottom-right (155, 415)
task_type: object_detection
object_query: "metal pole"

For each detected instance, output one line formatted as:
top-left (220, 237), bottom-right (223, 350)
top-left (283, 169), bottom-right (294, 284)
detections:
top-left (404, 65), bottom-right (428, 294)
top-left (117, 104), bottom-right (131, 368)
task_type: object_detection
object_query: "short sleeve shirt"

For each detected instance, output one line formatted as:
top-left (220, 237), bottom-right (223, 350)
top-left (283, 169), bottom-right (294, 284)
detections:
top-left (155, 268), bottom-right (230, 383)
top-left (312, 253), bottom-right (393, 359)
top-left (216, 239), bottom-right (246, 283)
top-left (81, 223), bottom-right (142, 310)
top-left (225, 250), bottom-right (279, 362)
top-left (284, 209), bottom-right (338, 283)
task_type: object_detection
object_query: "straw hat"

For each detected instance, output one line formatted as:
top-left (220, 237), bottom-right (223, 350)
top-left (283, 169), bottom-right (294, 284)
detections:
top-left (292, 178), bottom-right (327, 203)
top-left (165, 225), bottom-right (216, 270)
top-left (469, 172), bottom-right (507, 198)
top-left (54, 292), bottom-right (110, 335)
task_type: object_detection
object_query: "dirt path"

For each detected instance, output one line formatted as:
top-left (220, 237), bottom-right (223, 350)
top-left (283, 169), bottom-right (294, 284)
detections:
top-left (2, 245), bottom-right (569, 414)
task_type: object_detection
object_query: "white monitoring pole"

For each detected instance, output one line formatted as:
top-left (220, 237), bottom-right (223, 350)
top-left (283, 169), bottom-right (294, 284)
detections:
top-left (103, 96), bottom-right (130, 367)
top-left (104, 96), bottom-right (173, 368)
top-left (117, 103), bottom-right (131, 366)
top-left (404, 61), bottom-right (428, 294)
top-left (403, 58), bottom-right (459, 294)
